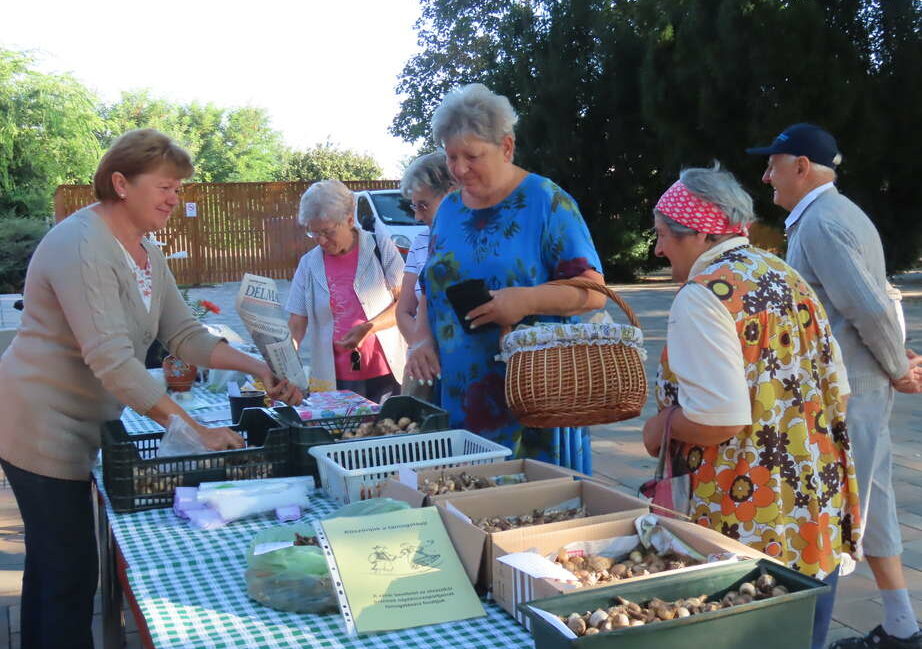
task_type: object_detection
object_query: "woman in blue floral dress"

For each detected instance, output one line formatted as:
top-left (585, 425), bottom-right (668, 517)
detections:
top-left (405, 84), bottom-right (605, 466)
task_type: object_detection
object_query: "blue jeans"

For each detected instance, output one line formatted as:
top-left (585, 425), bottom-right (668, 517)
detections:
top-left (813, 566), bottom-right (840, 649)
top-left (0, 458), bottom-right (97, 649)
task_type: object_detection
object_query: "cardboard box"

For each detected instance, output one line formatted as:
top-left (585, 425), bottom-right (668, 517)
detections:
top-left (380, 459), bottom-right (583, 507)
top-left (492, 514), bottom-right (778, 627)
top-left (436, 479), bottom-right (650, 589)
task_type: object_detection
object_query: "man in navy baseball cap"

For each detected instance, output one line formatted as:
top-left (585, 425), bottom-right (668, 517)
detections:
top-left (746, 122), bottom-right (842, 168)
top-left (749, 123), bottom-right (922, 649)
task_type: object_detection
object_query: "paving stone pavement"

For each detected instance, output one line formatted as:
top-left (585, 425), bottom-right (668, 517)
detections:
top-left (0, 270), bottom-right (920, 646)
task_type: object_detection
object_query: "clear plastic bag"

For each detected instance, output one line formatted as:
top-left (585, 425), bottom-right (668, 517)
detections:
top-left (157, 415), bottom-right (209, 457)
top-left (243, 499), bottom-right (412, 613)
top-left (245, 523), bottom-right (337, 613)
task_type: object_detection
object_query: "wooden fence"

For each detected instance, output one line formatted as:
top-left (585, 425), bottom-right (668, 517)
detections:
top-left (54, 180), bottom-right (399, 285)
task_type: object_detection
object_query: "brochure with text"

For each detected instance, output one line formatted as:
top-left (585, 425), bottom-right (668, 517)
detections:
top-left (319, 506), bottom-right (484, 634)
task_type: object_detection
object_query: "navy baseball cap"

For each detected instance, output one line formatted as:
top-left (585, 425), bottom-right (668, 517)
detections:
top-left (746, 123), bottom-right (842, 167)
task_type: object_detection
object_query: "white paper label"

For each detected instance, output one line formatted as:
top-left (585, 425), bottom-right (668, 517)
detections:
top-left (185, 202), bottom-right (197, 217)
top-left (398, 465), bottom-right (418, 489)
top-left (445, 501), bottom-right (472, 524)
top-left (527, 606), bottom-right (577, 639)
top-left (253, 541), bottom-right (295, 556)
top-left (497, 552), bottom-right (579, 581)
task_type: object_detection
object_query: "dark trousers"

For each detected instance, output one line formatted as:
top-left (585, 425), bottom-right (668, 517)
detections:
top-left (337, 373), bottom-right (401, 404)
top-left (812, 566), bottom-right (840, 649)
top-left (1, 458), bottom-right (97, 649)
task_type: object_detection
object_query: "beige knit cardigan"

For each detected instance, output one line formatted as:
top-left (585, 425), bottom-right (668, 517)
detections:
top-left (0, 206), bottom-right (222, 480)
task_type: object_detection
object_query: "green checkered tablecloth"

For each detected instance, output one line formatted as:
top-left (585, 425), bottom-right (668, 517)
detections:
top-left (121, 386), bottom-right (233, 433)
top-left (100, 483), bottom-right (534, 649)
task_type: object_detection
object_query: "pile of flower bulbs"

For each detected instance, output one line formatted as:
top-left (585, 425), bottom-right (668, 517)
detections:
top-left (474, 505), bottom-right (587, 532)
top-left (561, 574), bottom-right (789, 636)
top-left (555, 547), bottom-right (702, 587)
top-left (346, 417), bottom-right (420, 438)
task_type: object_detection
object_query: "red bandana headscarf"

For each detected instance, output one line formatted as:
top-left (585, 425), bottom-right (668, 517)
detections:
top-left (655, 181), bottom-right (748, 236)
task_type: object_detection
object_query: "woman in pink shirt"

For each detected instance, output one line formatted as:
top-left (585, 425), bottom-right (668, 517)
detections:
top-left (285, 180), bottom-right (405, 402)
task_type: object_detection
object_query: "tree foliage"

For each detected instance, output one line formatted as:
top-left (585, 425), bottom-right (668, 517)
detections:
top-left (276, 141), bottom-right (382, 181)
top-left (99, 90), bottom-right (288, 182)
top-left (392, 0), bottom-right (922, 277)
top-left (0, 217), bottom-right (50, 292)
top-left (0, 49), bottom-right (102, 218)
top-left (1, 51), bottom-right (384, 222)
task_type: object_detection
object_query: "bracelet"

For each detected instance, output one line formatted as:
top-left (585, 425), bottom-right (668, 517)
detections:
top-left (408, 339), bottom-right (432, 353)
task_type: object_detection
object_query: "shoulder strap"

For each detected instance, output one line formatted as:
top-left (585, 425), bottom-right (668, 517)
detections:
top-left (370, 230), bottom-right (392, 293)
top-left (372, 234), bottom-right (384, 267)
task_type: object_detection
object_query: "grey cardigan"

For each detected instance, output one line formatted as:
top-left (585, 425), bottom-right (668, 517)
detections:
top-left (785, 187), bottom-right (908, 394)
top-left (0, 206), bottom-right (222, 480)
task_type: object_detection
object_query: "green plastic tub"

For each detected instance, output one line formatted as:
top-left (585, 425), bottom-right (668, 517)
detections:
top-left (518, 559), bottom-right (828, 649)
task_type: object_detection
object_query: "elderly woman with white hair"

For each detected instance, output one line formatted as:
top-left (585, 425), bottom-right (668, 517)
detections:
top-left (405, 83), bottom-right (606, 467)
top-left (396, 151), bottom-right (455, 400)
top-left (285, 179), bottom-right (405, 402)
top-left (643, 163), bottom-right (861, 649)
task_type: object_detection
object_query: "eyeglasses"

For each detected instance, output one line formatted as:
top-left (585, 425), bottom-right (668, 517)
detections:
top-left (350, 349), bottom-right (361, 372)
top-left (410, 200), bottom-right (430, 213)
top-left (305, 222), bottom-right (341, 240)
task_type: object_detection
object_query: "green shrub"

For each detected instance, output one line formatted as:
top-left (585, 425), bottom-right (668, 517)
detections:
top-left (0, 218), bottom-right (50, 293)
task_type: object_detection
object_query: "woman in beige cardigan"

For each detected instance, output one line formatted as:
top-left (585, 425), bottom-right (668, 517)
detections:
top-left (0, 129), bottom-right (301, 649)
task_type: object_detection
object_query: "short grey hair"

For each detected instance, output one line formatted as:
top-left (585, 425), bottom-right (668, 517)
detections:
top-left (656, 163), bottom-right (756, 238)
top-left (297, 179), bottom-right (355, 227)
top-left (778, 153), bottom-right (838, 181)
top-left (431, 83), bottom-right (519, 147)
top-left (400, 151), bottom-right (455, 198)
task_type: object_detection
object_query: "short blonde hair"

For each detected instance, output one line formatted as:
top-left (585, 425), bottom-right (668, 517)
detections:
top-left (93, 129), bottom-right (193, 202)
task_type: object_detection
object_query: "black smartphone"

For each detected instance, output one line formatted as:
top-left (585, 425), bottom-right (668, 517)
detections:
top-left (446, 279), bottom-right (496, 333)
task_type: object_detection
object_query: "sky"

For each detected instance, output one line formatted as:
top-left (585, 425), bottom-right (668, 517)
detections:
top-left (1, 0), bottom-right (425, 177)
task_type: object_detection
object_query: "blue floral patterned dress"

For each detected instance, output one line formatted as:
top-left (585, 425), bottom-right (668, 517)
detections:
top-left (423, 173), bottom-right (603, 468)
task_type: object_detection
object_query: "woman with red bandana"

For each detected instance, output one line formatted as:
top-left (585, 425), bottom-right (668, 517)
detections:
top-left (642, 164), bottom-right (862, 649)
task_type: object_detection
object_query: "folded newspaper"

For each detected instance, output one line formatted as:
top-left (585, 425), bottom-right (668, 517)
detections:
top-left (235, 273), bottom-right (309, 392)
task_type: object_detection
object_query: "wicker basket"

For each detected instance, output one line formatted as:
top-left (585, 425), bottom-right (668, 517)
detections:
top-left (500, 278), bottom-right (647, 427)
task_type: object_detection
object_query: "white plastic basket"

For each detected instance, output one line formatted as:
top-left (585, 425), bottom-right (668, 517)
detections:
top-left (308, 429), bottom-right (512, 504)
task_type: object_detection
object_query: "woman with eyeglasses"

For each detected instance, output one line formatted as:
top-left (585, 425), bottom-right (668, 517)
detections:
top-left (285, 179), bottom-right (406, 403)
top-left (396, 152), bottom-right (456, 402)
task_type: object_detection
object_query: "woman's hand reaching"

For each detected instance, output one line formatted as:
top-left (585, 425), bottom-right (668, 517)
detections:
top-left (335, 321), bottom-right (374, 350)
top-left (405, 338), bottom-right (441, 385)
top-left (198, 426), bottom-right (245, 450)
top-left (261, 374), bottom-right (304, 405)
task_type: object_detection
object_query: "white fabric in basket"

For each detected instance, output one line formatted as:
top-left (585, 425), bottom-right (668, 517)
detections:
top-left (497, 321), bottom-right (646, 362)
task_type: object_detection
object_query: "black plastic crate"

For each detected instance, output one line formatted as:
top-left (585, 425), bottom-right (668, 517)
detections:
top-left (270, 406), bottom-right (335, 482)
top-left (296, 395), bottom-right (449, 439)
top-left (101, 407), bottom-right (294, 513)
top-left (273, 396), bottom-right (449, 480)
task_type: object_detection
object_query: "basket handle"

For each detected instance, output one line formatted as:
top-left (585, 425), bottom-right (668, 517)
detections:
top-left (546, 277), bottom-right (642, 328)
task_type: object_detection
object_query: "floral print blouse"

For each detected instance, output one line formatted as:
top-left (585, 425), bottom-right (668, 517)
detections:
top-left (423, 173), bottom-right (602, 459)
top-left (656, 244), bottom-right (862, 578)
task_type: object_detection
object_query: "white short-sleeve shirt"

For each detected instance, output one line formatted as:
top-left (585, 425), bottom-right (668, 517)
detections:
top-left (667, 238), bottom-right (849, 427)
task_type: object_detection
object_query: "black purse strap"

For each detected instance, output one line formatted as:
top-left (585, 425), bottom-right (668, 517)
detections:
top-left (370, 232), bottom-right (392, 293)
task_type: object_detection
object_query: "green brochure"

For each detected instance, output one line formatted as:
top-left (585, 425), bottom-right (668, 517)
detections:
top-left (319, 506), bottom-right (485, 634)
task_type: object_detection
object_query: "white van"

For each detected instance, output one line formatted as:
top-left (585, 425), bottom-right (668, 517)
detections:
top-left (354, 190), bottom-right (427, 256)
